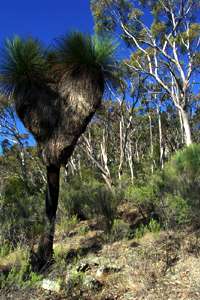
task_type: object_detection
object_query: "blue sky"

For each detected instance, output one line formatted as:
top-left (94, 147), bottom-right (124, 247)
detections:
top-left (0, 0), bottom-right (94, 151)
top-left (0, 0), bottom-right (93, 46)
top-left (0, 1), bottom-right (199, 152)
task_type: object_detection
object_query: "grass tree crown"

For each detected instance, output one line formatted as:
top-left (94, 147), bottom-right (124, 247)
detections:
top-left (0, 32), bottom-right (117, 166)
top-left (52, 32), bottom-right (116, 79)
top-left (0, 36), bottom-right (48, 97)
top-left (0, 32), bottom-right (117, 99)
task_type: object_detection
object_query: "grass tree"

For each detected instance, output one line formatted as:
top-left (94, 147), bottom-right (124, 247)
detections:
top-left (0, 33), bottom-right (116, 270)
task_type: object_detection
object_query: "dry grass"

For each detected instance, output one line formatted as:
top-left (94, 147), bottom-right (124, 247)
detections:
top-left (2, 223), bottom-right (200, 299)
top-left (0, 250), bottom-right (23, 267)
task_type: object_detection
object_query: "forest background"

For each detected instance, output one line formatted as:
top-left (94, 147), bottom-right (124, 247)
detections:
top-left (1, 1), bottom-right (200, 298)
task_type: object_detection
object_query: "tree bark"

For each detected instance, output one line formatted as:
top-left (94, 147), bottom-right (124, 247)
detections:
top-left (180, 107), bottom-right (192, 146)
top-left (127, 138), bottom-right (134, 184)
top-left (118, 118), bottom-right (124, 182)
top-left (33, 165), bottom-right (60, 271)
top-left (148, 114), bottom-right (154, 174)
top-left (178, 109), bottom-right (184, 145)
top-left (157, 105), bottom-right (164, 169)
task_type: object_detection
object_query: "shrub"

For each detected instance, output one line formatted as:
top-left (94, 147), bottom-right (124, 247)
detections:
top-left (92, 187), bottom-right (120, 231)
top-left (0, 247), bottom-right (42, 289)
top-left (56, 215), bottom-right (78, 236)
top-left (148, 218), bottom-right (161, 233)
top-left (160, 194), bottom-right (191, 227)
top-left (124, 144), bottom-right (200, 229)
top-left (161, 144), bottom-right (200, 227)
top-left (125, 184), bottom-right (155, 207)
top-left (135, 218), bottom-right (161, 239)
top-left (59, 172), bottom-right (102, 219)
top-left (109, 219), bottom-right (131, 242)
top-left (124, 175), bottom-right (160, 224)
top-left (59, 171), bottom-right (120, 231)
top-left (0, 242), bottom-right (11, 257)
top-left (0, 175), bottom-right (44, 247)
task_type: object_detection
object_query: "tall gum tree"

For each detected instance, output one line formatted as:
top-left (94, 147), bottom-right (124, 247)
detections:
top-left (0, 33), bottom-right (116, 270)
top-left (91, 0), bottom-right (200, 146)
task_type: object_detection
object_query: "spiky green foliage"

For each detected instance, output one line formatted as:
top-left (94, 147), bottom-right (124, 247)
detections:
top-left (53, 32), bottom-right (116, 76)
top-left (0, 36), bottom-right (48, 96)
top-left (157, 144), bottom-right (200, 227)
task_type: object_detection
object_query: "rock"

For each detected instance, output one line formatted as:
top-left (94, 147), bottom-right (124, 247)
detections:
top-left (83, 275), bottom-right (103, 291)
top-left (67, 230), bottom-right (77, 237)
top-left (84, 256), bottom-right (100, 267)
top-left (96, 265), bottom-right (121, 278)
top-left (96, 267), bottom-right (105, 278)
top-left (76, 262), bottom-right (91, 272)
top-left (65, 275), bottom-right (75, 292)
top-left (65, 235), bottom-right (102, 263)
top-left (65, 271), bottom-right (102, 292)
top-left (129, 241), bottom-right (140, 248)
top-left (65, 248), bottom-right (78, 263)
top-left (0, 264), bottom-right (13, 277)
top-left (80, 236), bottom-right (102, 255)
top-left (41, 278), bottom-right (61, 293)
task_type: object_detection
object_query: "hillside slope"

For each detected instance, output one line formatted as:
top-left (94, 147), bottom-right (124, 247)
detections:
top-left (1, 216), bottom-right (200, 300)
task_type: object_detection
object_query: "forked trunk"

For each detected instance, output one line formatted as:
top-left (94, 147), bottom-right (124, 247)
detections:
top-left (17, 72), bottom-right (104, 271)
top-left (32, 165), bottom-right (60, 271)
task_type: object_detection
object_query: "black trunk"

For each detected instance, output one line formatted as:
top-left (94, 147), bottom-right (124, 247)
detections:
top-left (31, 165), bottom-right (60, 272)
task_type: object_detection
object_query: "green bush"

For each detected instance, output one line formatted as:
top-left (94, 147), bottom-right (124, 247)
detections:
top-left (59, 172), bottom-right (102, 219)
top-left (0, 242), bottom-right (12, 257)
top-left (109, 219), bottom-right (131, 242)
top-left (124, 174), bottom-right (160, 222)
top-left (160, 144), bottom-right (200, 227)
top-left (0, 175), bottom-right (44, 247)
top-left (161, 194), bottom-right (191, 227)
top-left (125, 184), bottom-right (155, 207)
top-left (56, 215), bottom-right (78, 236)
top-left (0, 248), bottom-right (42, 289)
top-left (124, 144), bottom-right (200, 229)
top-left (148, 218), bottom-right (161, 233)
top-left (93, 187), bottom-right (120, 231)
top-left (134, 218), bottom-right (161, 239)
top-left (59, 171), bottom-right (120, 231)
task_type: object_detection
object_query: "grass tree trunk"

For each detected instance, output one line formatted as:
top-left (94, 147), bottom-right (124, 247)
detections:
top-left (0, 33), bottom-right (115, 272)
top-left (35, 165), bottom-right (60, 271)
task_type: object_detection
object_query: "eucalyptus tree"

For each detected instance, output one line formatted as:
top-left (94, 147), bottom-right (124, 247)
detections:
top-left (91, 0), bottom-right (200, 146)
top-left (0, 33), bottom-right (116, 269)
top-left (0, 96), bottom-right (30, 184)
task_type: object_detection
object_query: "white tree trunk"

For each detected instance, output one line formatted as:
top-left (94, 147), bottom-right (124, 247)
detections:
top-left (118, 118), bottom-right (124, 182)
top-left (148, 114), bottom-right (154, 174)
top-left (178, 109), bottom-right (184, 145)
top-left (135, 140), bottom-right (140, 162)
top-left (157, 106), bottom-right (164, 169)
top-left (82, 134), bottom-right (113, 191)
top-left (127, 138), bottom-right (134, 184)
top-left (180, 108), bottom-right (192, 146)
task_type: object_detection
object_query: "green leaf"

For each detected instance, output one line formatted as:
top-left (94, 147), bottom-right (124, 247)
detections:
top-left (0, 36), bottom-right (48, 96)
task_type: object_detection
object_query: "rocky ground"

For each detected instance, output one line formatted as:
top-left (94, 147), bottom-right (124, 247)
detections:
top-left (1, 208), bottom-right (200, 299)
